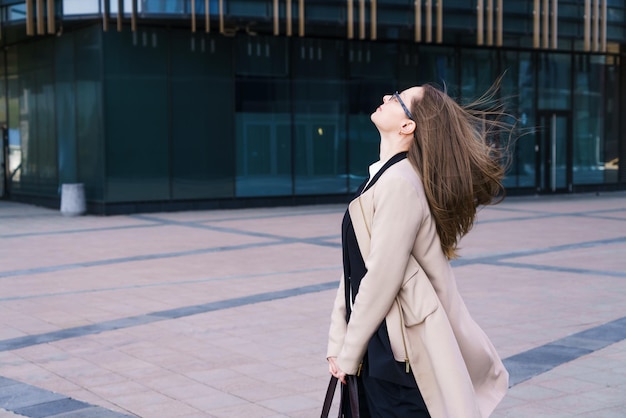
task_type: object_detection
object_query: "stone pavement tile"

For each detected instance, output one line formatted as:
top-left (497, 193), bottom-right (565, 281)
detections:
top-left (0, 409), bottom-right (25, 418)
top-left (180, 390), bottom-right (248, 412)
top-left (215, 212), bottom-right (343, 239)
top-left (493, 339), bottom-right (626, 417)
top-left (256, 394), bottom-right (320, 414)
top-left (1, 195), bottom-right (626, 417)
top-left (1, 223), bottom-right (269, 273)
top-left (205, 402), bottom-right (281, 418)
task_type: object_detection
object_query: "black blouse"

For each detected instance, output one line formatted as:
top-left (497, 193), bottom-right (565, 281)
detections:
top-left (341, 152), bottom-right (416, 388)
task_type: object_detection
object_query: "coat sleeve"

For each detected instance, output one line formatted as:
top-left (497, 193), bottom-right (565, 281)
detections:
top-left (337, 174), bottom-right (424, 374)
top-left (327, 273), bottom-right (347, 359)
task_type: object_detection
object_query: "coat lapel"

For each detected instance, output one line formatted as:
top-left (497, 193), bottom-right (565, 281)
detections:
top-left (348, 188), bottom-right (374, 261)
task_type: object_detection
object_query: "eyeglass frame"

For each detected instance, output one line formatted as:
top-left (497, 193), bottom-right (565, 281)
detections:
top-left (393, 91), bottom-right (414, 120)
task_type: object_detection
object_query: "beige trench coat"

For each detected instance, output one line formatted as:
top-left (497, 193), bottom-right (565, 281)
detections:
top-left (327, 159), bottom-right (508, 418)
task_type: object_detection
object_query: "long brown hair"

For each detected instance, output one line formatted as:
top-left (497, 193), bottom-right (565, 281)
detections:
top-left (407, 82), bottom-right (510, 259)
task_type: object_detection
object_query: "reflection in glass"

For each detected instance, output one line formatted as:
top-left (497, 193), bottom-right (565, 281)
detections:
top-left (573, 55), bottom-right (618, 185)
top-left (235, 79), bottom-right (292, 197)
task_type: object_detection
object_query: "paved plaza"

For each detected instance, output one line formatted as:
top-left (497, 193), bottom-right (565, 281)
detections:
top-left (0, 191), bottom-right (625, 417)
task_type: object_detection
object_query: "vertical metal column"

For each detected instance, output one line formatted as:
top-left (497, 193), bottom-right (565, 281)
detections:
top-left (219, 0), bottom-right (224, 34)
top-left (273, 0), bottom-right (279, 35)
top-left (287, 0), bottom-right (292, 36)
top-left (477, 0), bottom-right (483, 45)
top-left (347, 0), bottom-right (354, 39)
top-left (299, 0), bottom-right (304, 36)
top-left (425, 0), bottom-right (432, 43)
top-left (496, 0), bottom-right (503, 46)
top-left (592, 0), bottom-right (599, 51)
top-left (551, 0), bottom-right (557, 49)
top-left (533, 0), bottom-right (540, 48)
top-left (359, 0), bottom-right (365, 40)
top-left (436, 0), bottom-right (442, 43)
top-left (584, 0), bottom-right (590, 51)
top-left (600, 0), bottom-right (606, 52)
top-left (131, 0), bottom-right (137, 32)
top-left (102, 0), bottom-right (110, 32)
top-left (36, 0), bottom-right (44, 34)
top-left (191, 0), bottom-right (197, 32)
top-left (486, 0), bottom-right (493, 45)
top-left (26, 0), bottom-right (35, 36)
top-left (117, 0), bottom-right (123, 32)
top-left (371, 0), bottom-right (377, 40)
top-left (47, 0), bottom-right (55, 34)
top-left (205, 0), bottom-right (210, 32)
top-left (415, 0), bottom-right (421, 42)
top-left (542, 0), bottom-right (549, 48)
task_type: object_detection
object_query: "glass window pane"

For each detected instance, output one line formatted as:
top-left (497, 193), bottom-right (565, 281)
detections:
top-left (573, 55), bottom-right (618, 185)
top-left (170, 33), bottom-right (235, 199)
top-left (103, 28), bottom-right (169, 202)
top-left (293, 39), bottom-right (347, 195)
top-left (537, 53), bottom-right (571, 110)
top-left (235, 78), bottom-right (292, 197)
top-left (503, 51), bottom-right (536, 188)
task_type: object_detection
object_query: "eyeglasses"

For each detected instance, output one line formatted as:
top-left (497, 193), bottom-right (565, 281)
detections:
top-left (393, 91), bottom-right (413, 120)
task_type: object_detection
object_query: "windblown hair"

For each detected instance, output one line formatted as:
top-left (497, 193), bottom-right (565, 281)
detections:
top-left (407, 81), bottom-right (511, 259)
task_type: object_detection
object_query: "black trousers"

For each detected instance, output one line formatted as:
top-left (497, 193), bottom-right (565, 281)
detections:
top-left (342, 363), bottom-right (430, 418)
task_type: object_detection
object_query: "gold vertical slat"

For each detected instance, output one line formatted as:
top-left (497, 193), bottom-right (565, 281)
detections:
top-left (47, 0), bottom-right (55, 34)
top-left (205, 0), bottom-right (210, 32)
top-left (347, 0), bottom-right (353, 39)
top-left (132, 0), bottom-right (137, 32)
top-left (415, 0), bottom-right (421, 42)
top-left (496, 0), bottom-right (503, 46)
top-left (287, 0), bottom-right (292, 36)
top-left (347, 0), bottom-right (354, 39)
top-left (436, 0), bottom-right (442, 43)
top-left (477, 0), bottom-right (483, 45)
top-left (103, 0), bottom-right (110, 32)
top-left (542, 0), bottom-right (549, 48)
top-left (26, 0), bottom-right (34, 36)
top-left (600, 0), bottom-right (607, 52)
top-left (273, 0), bottom-right (279, 35)
top-left (551, 0), bottom-right (557, 49)
top-left (425, 0), bottom-right (432, 43)
top-left (486, 0), bottom-right (493, 45)
top-left (191, 0), bottom-right (196, 33)
top-left (592, 0), bottom-right (599, 51)
top-left (584, 0), bottom-right (590, 51)
top-left (533, 0), bottom-right (539, 48)
top-left (359, 0), bottom-right (365, 40)
top-left (117, 0), bottom-right (123, 32)
top-left (299, 0), bottom-right (304, 36)
top-left (36, 0), bottom-right (44, 35)
top-left (371, 0), bottom-right (377, 40)
top-left (219, 0), bottom-right (224, 34)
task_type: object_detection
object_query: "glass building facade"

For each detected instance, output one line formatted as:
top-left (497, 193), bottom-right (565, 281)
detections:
top-left (0, 0), bottom-right (624, 213)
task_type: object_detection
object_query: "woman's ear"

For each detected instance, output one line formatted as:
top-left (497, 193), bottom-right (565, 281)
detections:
top-left (400, 120), bottom-right (416, 136)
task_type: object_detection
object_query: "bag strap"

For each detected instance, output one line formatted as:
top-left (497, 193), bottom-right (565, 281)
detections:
top-left (346, 375), bottom-right (360, 418)
top-left (320, 376), bottom-right (338, 418)
top-left (320, 375), bottom-right (360, 418)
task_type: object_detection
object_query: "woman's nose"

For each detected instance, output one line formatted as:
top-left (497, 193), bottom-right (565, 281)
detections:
top-left (382, 95), bottom-right (391, 103)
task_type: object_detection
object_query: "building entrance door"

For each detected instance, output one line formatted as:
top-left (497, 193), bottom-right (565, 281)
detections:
top-left (536, 111), bottom-right (572, 193)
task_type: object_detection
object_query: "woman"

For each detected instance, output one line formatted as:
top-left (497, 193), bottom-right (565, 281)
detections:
top-left (327, 84), bottom-right (509, 417)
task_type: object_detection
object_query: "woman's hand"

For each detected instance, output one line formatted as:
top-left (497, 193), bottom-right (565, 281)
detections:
top-left (327, 357), bottom-right (347, 384)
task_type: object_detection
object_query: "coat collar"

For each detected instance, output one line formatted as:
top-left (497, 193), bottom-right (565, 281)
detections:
top-left (348, 152), bottom-right (408, 261)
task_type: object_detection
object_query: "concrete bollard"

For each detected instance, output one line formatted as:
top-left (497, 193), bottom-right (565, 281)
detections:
top-left (60, 183), bottom-right (86, 216)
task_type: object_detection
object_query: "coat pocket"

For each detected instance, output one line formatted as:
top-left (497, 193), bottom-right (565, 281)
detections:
top-left (398, 259), bottom-right (439, 326)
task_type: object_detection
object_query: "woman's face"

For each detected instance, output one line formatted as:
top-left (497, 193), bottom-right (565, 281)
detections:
top-left (370, 87), bottom-right (424, 133)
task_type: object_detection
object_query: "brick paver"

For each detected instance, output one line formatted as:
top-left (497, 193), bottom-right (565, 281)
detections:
top-left (0, 192), bottom-right (625, 417)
